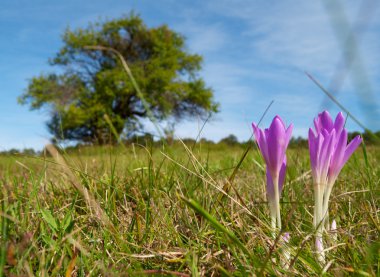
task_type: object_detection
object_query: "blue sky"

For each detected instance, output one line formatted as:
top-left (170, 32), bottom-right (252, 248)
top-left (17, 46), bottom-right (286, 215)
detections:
top-left (0, 0), bottom-right (379, 150)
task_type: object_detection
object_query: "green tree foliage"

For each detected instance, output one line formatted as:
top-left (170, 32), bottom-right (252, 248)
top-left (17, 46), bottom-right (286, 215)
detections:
top-left (219, 134), bottom-right (239, 146)
top-left (19, 13), bottom-right (218, 144)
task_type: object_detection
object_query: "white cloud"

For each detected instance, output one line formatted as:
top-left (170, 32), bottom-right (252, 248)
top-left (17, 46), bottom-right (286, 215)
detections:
top-left (207, 1), bottom-right (380, 78)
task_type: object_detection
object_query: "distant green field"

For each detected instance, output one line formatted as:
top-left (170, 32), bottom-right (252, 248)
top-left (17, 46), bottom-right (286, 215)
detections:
top-left (0, 142), bottom-right (378, 276)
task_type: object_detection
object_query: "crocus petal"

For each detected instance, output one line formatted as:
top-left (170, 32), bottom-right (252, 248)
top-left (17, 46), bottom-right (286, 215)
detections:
top-left (319, 130), bottom-right (333, 162)
top-left (252, 123), bottom-right (260, 141)
top-left (278, 158), bottom-right (286, 195)
top-left (274, 115), bottom-right (286, 129)
top-left (314, 117), bottom-right (322, 134)
top-left (266, 117), bottom-right (286, 175)
top-left (252, 123), bottom-right (262, 147)
top-left (319, 130), bottom-right (335, 183)
top-left (308, 127), bottom-right (317, 141)
top-left (320, 111), bottom-right (334, 132)
top-left (266, 168), bottom-right (275, 201)
top-left (329, 129), bottom-right (348, 180)
top-left (308, 128), bottom-right (317, 165)
top-left (252, 123), bottom-right (269, 163)
top-left (285, 124), bottom-right (294, 147)
top-left (315, 131), bottom-right (330, 179)
top-left (334, 112), bottom-right (345, 137)
top-left (342, 135), bottom-right (362, 165)
top-left (313, 133), bottom-right (324, 182)
top-left (308, 130), bottom-right (316, 170)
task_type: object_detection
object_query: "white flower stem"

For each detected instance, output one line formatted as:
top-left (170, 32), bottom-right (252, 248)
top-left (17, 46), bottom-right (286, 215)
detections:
top-left (314, 183), bottom-right (321, 228)
top-left (273, 175), bottom-right (282, 230)
top-left (322, 183), bottom-right (334, 225)
top-left (324, 211), bottom-right (330, 231)
top-left (314, 182), bottom-right (325, 264)
top-left (271, 212), bottom-right (276, 235)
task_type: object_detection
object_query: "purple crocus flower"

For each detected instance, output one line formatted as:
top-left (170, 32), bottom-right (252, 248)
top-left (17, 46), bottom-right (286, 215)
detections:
top-left (252, 116), bottom-right (293, 230)
top-left (310, 111), bottom-right (362, 185)
top-left (308, 111), bottom-right (362, 262)
top-left (309, 111), bottom-right (362, 213)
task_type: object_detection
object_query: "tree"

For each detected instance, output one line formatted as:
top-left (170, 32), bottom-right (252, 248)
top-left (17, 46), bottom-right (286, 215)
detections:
top-left (219, 134), bottom-right (239, 146)
top-left (19, 13), bottom-right (218, 144)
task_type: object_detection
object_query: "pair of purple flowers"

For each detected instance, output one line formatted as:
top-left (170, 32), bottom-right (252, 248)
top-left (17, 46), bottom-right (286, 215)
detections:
top-left (252, 111), bottom-right (362, 262)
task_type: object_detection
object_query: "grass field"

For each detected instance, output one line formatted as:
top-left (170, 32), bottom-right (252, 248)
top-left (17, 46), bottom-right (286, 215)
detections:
top-left (0, 141), bottom-right (378, 276)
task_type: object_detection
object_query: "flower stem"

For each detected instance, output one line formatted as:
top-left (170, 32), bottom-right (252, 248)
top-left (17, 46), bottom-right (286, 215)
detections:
top-left (314, 183), bottom-right (321, 228)
top-left (270, 213), bottom-right (276, 238)
top-left (273, 175), bottom-right (281, 230)
top-left (322, 183), bottom-right (333, 225)
top-left (314, 182), bottom-right (326, 264)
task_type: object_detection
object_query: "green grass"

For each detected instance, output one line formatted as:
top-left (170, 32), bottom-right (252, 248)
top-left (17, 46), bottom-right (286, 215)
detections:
top-left (0, 141), bottom-right (378, 276)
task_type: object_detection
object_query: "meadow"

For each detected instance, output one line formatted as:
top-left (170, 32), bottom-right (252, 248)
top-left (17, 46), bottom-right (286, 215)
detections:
top-left (0, 140), bottom-right (378, 276)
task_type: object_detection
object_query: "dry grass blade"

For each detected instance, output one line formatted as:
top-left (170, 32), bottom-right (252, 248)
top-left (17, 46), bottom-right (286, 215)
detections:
top-left (65, 250), bottom-right (78, 277)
